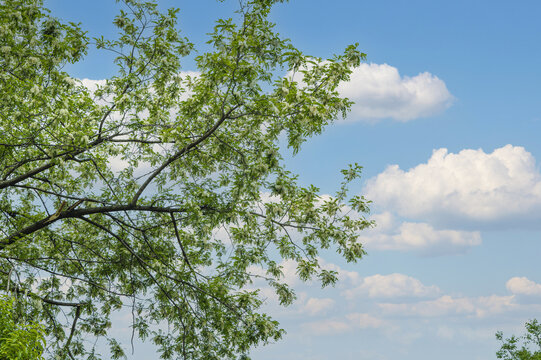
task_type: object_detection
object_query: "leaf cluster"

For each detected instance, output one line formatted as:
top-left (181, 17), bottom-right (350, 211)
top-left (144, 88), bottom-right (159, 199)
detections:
top-left (496, 319), bottom-right (541, 360)
top-left (0, 295), bottom-right (46, 360)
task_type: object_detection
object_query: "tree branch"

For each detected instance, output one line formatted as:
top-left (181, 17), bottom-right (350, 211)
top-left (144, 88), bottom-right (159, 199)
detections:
top-left (0, 204), bottom-right (192, 250)
top-left (130, 105), bottom-right (240, 206)
top-left (170, 212), bottom-right (195, 273)
top-left (63, 305), bottom-right (82, 355)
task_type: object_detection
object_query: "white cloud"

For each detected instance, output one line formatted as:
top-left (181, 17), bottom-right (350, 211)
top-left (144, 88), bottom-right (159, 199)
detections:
top-left (300, 297), bottom-right (335, 316)
top-left (359, 212), bottom-right (481, 255)
top-left (337, 63), bottom-right (453, 122)
top-left (346, 313), bottom-right (387, 329)
top-left (506, 277), bottom-right (541, 296)
top-left (476, 295), bottom-right (518, 317)
top-left (80, 78), bottom-right (107, 93)
top-left (280, 259), bottom-right (301, 287)
top-left (343, 273), bottom-right (440, 300)
top-left (364, 145), bottom-right (541, 228)
top-left (378, 294), bottom-right (516, 318)
top-left (301, 313), bottom-right (387, 335)
top-left (301, 319), bottom-right (352, 335)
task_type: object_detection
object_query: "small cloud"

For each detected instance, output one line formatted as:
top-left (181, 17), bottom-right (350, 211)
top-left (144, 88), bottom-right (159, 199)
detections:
top-left (337, 63), bottom-right (453, 122)
top-left (300, 297), bottom-right (335, 316)
top-left (506, 277), bottom-right (541, 296)
top-left (360, 212), bottom-right (481, 256)
top-left (343, 273), bottom-right (441, 300)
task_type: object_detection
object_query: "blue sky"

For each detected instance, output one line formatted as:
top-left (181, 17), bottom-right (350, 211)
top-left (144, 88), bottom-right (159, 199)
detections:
top-left (45, 0), bottom-right (541, 359)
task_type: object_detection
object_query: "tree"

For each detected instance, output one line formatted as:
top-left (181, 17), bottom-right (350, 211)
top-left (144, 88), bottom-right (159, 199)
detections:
top-left (496, 319), bottom-right (541, 360)
top-left (0, 0), bottom-right (370, 358)
top-left (0, 295), bottom-right (46, 360)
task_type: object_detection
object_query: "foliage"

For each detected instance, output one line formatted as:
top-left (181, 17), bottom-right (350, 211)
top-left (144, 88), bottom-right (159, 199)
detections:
top-left (0, 295), bottom-right (46, 360)
top-left (496, 319), bottom-right (541, 360)
top-left (0, 0), bottom-right (370, 358)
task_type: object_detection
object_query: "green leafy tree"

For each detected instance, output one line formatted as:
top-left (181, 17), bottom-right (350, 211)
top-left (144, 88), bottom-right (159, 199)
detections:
top-left (0, 295), bottom-right (46, 360)
top-left (496, 319), bottom-right (541, 360)
top-left (0, 0), bottom-right (370, 358)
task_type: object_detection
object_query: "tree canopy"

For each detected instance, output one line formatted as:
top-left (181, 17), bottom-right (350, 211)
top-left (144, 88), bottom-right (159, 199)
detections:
top-left (0, 0), bottom-right (370, 358)
top-left (496, 319), bottom-right (541, 360)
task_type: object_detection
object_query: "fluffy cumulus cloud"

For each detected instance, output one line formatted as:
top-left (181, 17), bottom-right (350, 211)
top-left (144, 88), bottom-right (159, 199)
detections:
top-left (364, 145), bottom-right (541, 228)
top-left (337, 63), bottom-right (453, 122)
top-left (358, 212), bottom-right (481, 255)
top-left (506, 277), bottom-right (541, 296)
top-left (343, 273), bottom-right (441, 300)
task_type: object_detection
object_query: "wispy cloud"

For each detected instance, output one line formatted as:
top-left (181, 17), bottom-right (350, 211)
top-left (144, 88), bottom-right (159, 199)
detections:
top-left (359, 212), bottom-right (481, 255)
top-left (301, 313), bottom-right (388, 335)
top-left (378, 294), bottom-right (517, 318)
top-left (343, 273), bottom-right (441, 300)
